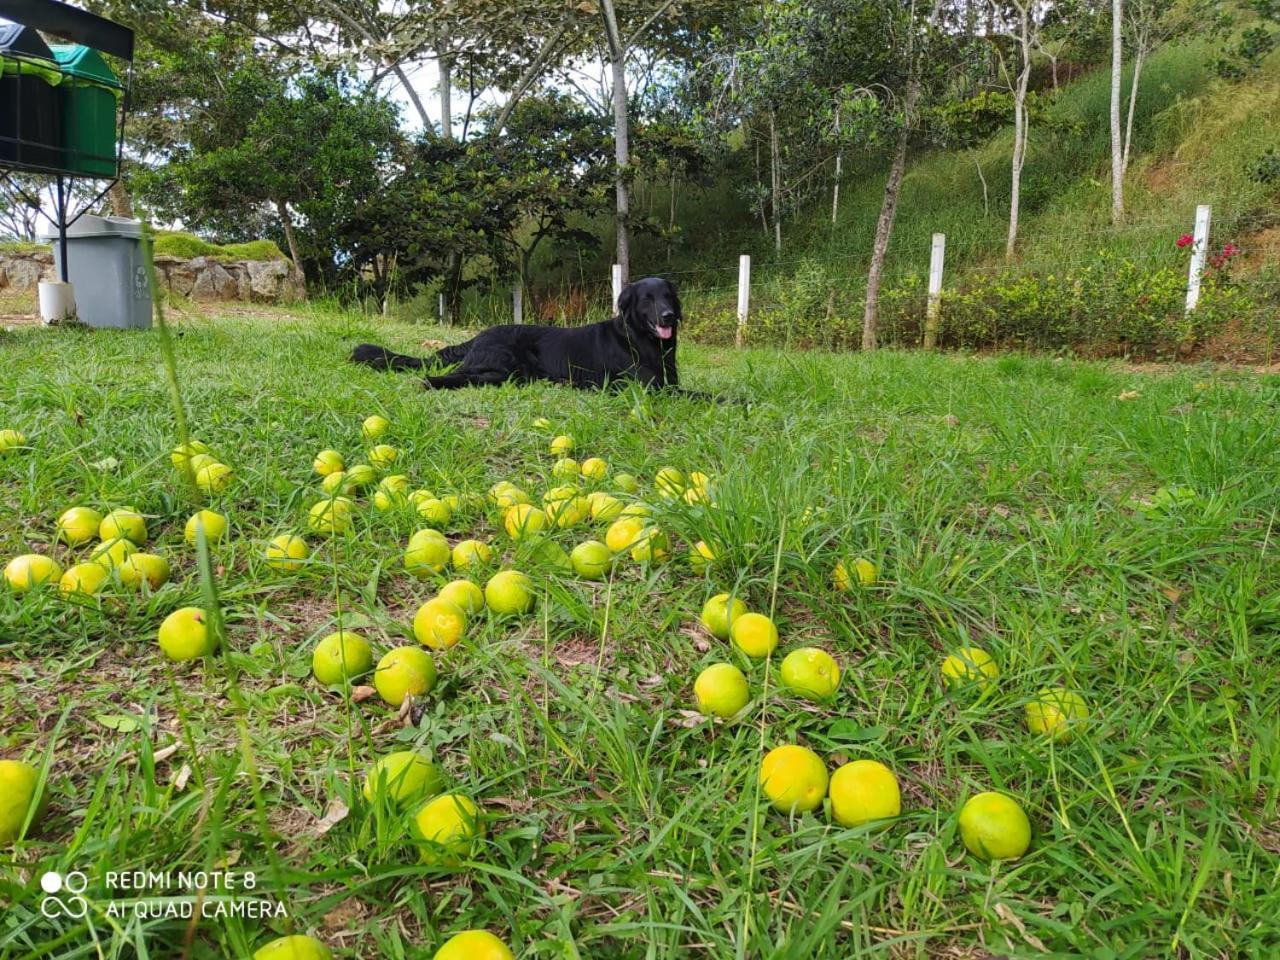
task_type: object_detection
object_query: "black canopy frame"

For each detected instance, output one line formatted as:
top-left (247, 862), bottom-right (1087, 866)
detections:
top-left (0, 0), bottom-right (133, 283)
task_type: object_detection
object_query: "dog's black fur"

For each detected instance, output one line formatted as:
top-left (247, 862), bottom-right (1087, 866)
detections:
top-left (350, 277), bottom-right (686, 391)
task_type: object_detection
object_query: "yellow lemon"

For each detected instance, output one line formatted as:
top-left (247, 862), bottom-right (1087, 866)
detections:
top-left (416, 497), bottom-right (453, 528)
top-left (689, 471), bottom-right (712, 492)
top-left (186, 453), bottom-right (216, 475)
top-left (580, 457), bottom-right (608, 481)
top-left (312, 630), bottom-right (373, 685)
top-left (619, 502), bottom-right (651, 519)
top-left (551, 457), bottom-right (580, 480)
top-left (157, 607), bottom-right (216, 660)
top-left (253, 934), bottom-right (332, 960)
top-left (829, 760), bottom-right (901, 827)
top-left (361, 415), bottom-right (390, 441)
top-left (604, 516), bottom-right (646, 553)
top-left (833, 558), bottom-right (877, 590)
top-left (730, 612), bottom-right (779, 659)
top-left (0, 759), bottom-right (48, 843)
top-left (320, 470), bottom-right (347, 494)
top-left (60, 562), bottom-right (109, 597)
top-left (362, 751), bottom-right (442, 808)
top-left (613, 472), bottom-right (639, 493)
top-left (693, 663), bottom-right (750, 718)
top-left (405, 530), bottom-right (451, 578)
top-left (266, 534), bottom-right (309, 572)
top-left (343, 463), bottom-right (376, 490)
top-left (374, 646), bottom-right (437, 706)
top-left (488, 481), bottom-right (529, 508)
top-left (683, 485), bottom-right (711, 506)
top-left (438, 579), bottom-right (485, 616)
top-left (308, 497), bottom-right (354, 535)
top-left (412, 793), bottom-right (483, 864)
top-left (588, 493), bottom-right (624, 522)
top-left (485, 570), bottom-right (533, 615)
top-left (779, 648), bottom-right (840, 699)
top-left (452, 539), bottom-right (493, 570)
top-left (195, 461), bottom-right (233, 494)
top-left (543, 484), bottom-right (580, 504)
top-left (534, 540), bottom-right (573, 572)
top-left (100, 508), bottom-right (147, 545)
top-left (655, 466), bottom-right (686, 498)
top-left (4, 554), bottom-right (62, 592)
top-left (0, 429), bottom-right (27, 451)
top-left (532, 417), bottom-right (552, 430)
top-left (941, 647), bottom-right (999, 691)
top-left (549, 434), bottom-right (574, 456)
top-left (369, 443), bottom-right (399, 469)
top-left (629, 527), bottom-right (670, 564)
top-left (504, 503), bottom-right (547, 539)
top-left (119, 553), bottom-right (171, 590)
top-left (313, 449), bottom-right (344, 476)
top-left (759, 745), bottom-right (828, 814)
top-left (546, 496), bottom-right (590, 529)
top-left (90, 537), bottom-right (135, 569)
top-left (688, 540), bottom-right (716, 572)
top-left (434, 931), bottom-right (514, 960)
top-left (56, 507), bottom-right (103, 546)
top-left (570, 540), bottom-right (612, 580)
top-left (184, 509), bottom-right (227, 545)
top-left (1025, 688), bottom-right (1088, 741)
top-left (700, 593), bottom-right (747, 640)
top-left (958, 791), bottom-right (1032, 861)
top-left (413, 597), bottom-right (468, 650)
top-left (170, 439), bottom-right (210, 470)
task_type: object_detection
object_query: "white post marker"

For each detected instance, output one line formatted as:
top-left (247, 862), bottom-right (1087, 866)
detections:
top-left (923, 232), bottom-right (946, 349)
top-left (1185, 204), bottom-right (1211, 314)
top-left (438, 292), bottom-right (446, 324)
top-left (736, 254), bottom-right (751, 348)
top-left (513, 280), bottom-right (523, 324)
top-left (612, 263), bottom-right (623, 313)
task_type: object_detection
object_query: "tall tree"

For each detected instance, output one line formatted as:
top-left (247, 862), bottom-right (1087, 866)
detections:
top-left (1111, 0), bottom-right (1125, 223)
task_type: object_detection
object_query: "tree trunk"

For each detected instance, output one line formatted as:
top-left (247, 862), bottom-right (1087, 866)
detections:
top-left (274, 198), bottom-right (307, 297)
top-left (861, 107), bottom-right (911, 352)
top-left (1122, 46), bottom-right (1146, 173)
top-left (600, 0), bottom-right (631, 284)
top-left (1110, 0), bottom-right (1124, 224)
top-left (1006, 12), bottom-right (1033, 261)
top-left (769, 107), bottom-right (782, 255)
top-left (108, 179), bottom-right (133, 218)
top-left (437, 26), bottom-right (453, 141)
top-left (667, 169), bottom-right (677, 261)
top-left (831, 107), bottom-right (842, 227)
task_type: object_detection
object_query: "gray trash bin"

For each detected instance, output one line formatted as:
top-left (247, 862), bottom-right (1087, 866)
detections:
top-left (38, 215), bottom-right (152, 329)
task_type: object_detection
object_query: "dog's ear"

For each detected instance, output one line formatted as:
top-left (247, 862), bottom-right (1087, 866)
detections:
top-left (616, 282), bottom-right (637, 319)
top-left (665, 280), bottom-right (683, 319)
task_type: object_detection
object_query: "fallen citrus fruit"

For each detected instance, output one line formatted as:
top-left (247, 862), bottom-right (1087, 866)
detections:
top-left (100, 507), bottom-right (147, 545)
top-left (504, 503), bottom-right (547, 539)
top-left (312, 630), bottom-right (373, 685)
top-left (119, 553), bottom-right (171, 590)
top-left (60, 562), bottom-right (109, 597)
top-left (570, 540), bottom-right (612, 580)
top-left (265, 534), bottom-right (309, 572)
top-left (829, 759), bottom-right (900, 827)
top-left (158, 607), bottom-right (216, 660)
top-left (958, 791), bottom-right (1031, 861)
top-left (4, 554), bottom-right (62, 593)
top-left (413, 597), bottom-right (468, 650)
top-left (779, 648), bottom-right (840, 699)
top-left (693, 663), bottom-right (750, 718)
top-left (253, 934), bottom-right (332, 960)
top-left (731, 612), bottom-right (779, 659)
top-left (313, 449), bottom-right (344, 476)
top-left (57, 507), bottom-right (102, 546)
top-left (405, 530), bottom-right (451, 577)
top-left (170, 440), bottom-right (210, 470)
top-left (604, 516), bottom-right (646, 553)
top-left (833, 558), bottom-right (877, 590)
top-left (940, 646), bottom-right (999, 691)
top-left (308, 497), bottom-right (354, 535)
top-left (90, 537), bottom-right (135, 569)
top-left (629, 527), bottom-right (669, 564)
top-left (369, 443), bottom-right (399, 469)
top-left (0, 759), bottom-right (48, 843)
top-left (362, 751), bottom-right (442, 808)
top-left (361, 414), bottom-right (390, 441)
top-left (374, 646), bottom-right (437, 706)
top-left (700, 593), bottom-right (748, 640)
top-left (759, 745), bottom-right (828, 814)
top-left (551, 457), bottom-right (580, 480)
top-left (195, 461), bottom-right (233, 494)
top-left (411, 793), bottom-right (483, 864)
top-left (613, 473), bottom-right (639, 493)
top-left (1025, 688), bottom-right (1088, 741)
top-left (452, 539), bottom-right (492, 571)
top-left (688, 540), bottom-right (717, 572)
top-left (580, 457), bottom-right (608, 481)
top-left (438, 579), bottom-right (485, 616)
top-left (184, 509), bottom-right (227, 545)
top-left (433, 930), bottom-right (514, 960)
top-left (549, 434), bottom-right (574, 456)
top-left (485, 570), bottom-right (533, 615)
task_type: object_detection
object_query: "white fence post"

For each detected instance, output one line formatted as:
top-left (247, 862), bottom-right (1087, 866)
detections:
top-left (735, 254), bottom-right (751, 348)
top-left (923, 232), bottom-right (946, 349)
top-left (612, 264), bottom-right (623, 313)
top-left (1185, 204), bottom-right (1212, 314)
top-left (513, 280), bottom-right (523, 324)
top-left (438, 292), bottom-right (446, 325)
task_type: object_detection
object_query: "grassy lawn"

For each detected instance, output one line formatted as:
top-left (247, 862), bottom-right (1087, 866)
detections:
top-left (1, 305), bottom-right (1278, 959)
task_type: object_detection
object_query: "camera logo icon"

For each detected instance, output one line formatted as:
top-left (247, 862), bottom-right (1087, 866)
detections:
top-left (39, 871), bottom-right (89, 919)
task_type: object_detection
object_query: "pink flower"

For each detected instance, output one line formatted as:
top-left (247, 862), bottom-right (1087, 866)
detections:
top-left (1222, 243), bottom-right (1238, 256)
top-left (1176, 234), bottom-right (1194, 249)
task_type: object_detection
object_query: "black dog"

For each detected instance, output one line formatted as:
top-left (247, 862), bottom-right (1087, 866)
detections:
top-left (351, 277), bottom-right (684, 391)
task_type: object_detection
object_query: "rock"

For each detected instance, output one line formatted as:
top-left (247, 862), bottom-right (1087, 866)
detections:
top-left (189, 258), bottom-right (238, 301)
top-left (0, 252), bottom-right (53, 291)
top-left (247, 259), bottom-right (293, 302)
top-left (154, 255), bottom-right (196, 297)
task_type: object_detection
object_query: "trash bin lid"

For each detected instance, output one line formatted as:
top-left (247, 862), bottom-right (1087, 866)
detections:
top-left (49, 42), bottom-right (120, 88)
top-left (37, 215), bottom-right (144, 240)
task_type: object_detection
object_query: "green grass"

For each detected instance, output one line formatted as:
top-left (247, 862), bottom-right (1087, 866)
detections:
top-left (151, 231), bottom-right (287, 263)
top-left (2, 305), bottom-right (1279, 958)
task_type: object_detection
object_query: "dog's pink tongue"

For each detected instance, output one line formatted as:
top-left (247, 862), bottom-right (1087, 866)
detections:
top-left (657, 326), bottom-right (674, 340)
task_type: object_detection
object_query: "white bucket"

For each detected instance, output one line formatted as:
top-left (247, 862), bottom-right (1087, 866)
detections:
top-left (38, 281), bottom-right (77, 324)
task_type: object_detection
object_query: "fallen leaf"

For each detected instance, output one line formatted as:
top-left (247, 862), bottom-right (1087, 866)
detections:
top-left (1116, 390), bottom-right (1140, 401)
top-left (351, 685), bottom-right (377, 703)
top-left (419, 339), bottom-right (446, 349)
top-left (312, 799), bottom-right (350, 837)
top-left (942, 414), bottom-right (960, 427)
top-left (153, 743), bottom-right (180, 763)
top-left (173, 763), bottom-right (192, 791)
top-left (1160, 585), bottom-right (1184, 603)
top-left (995, 902), bottom-right (1048, 952)
top-left (95, 714), bottom-right (141, 733)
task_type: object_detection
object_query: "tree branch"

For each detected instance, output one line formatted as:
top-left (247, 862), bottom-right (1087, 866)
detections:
top-left (491, 22), bottom-right (570, 134)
